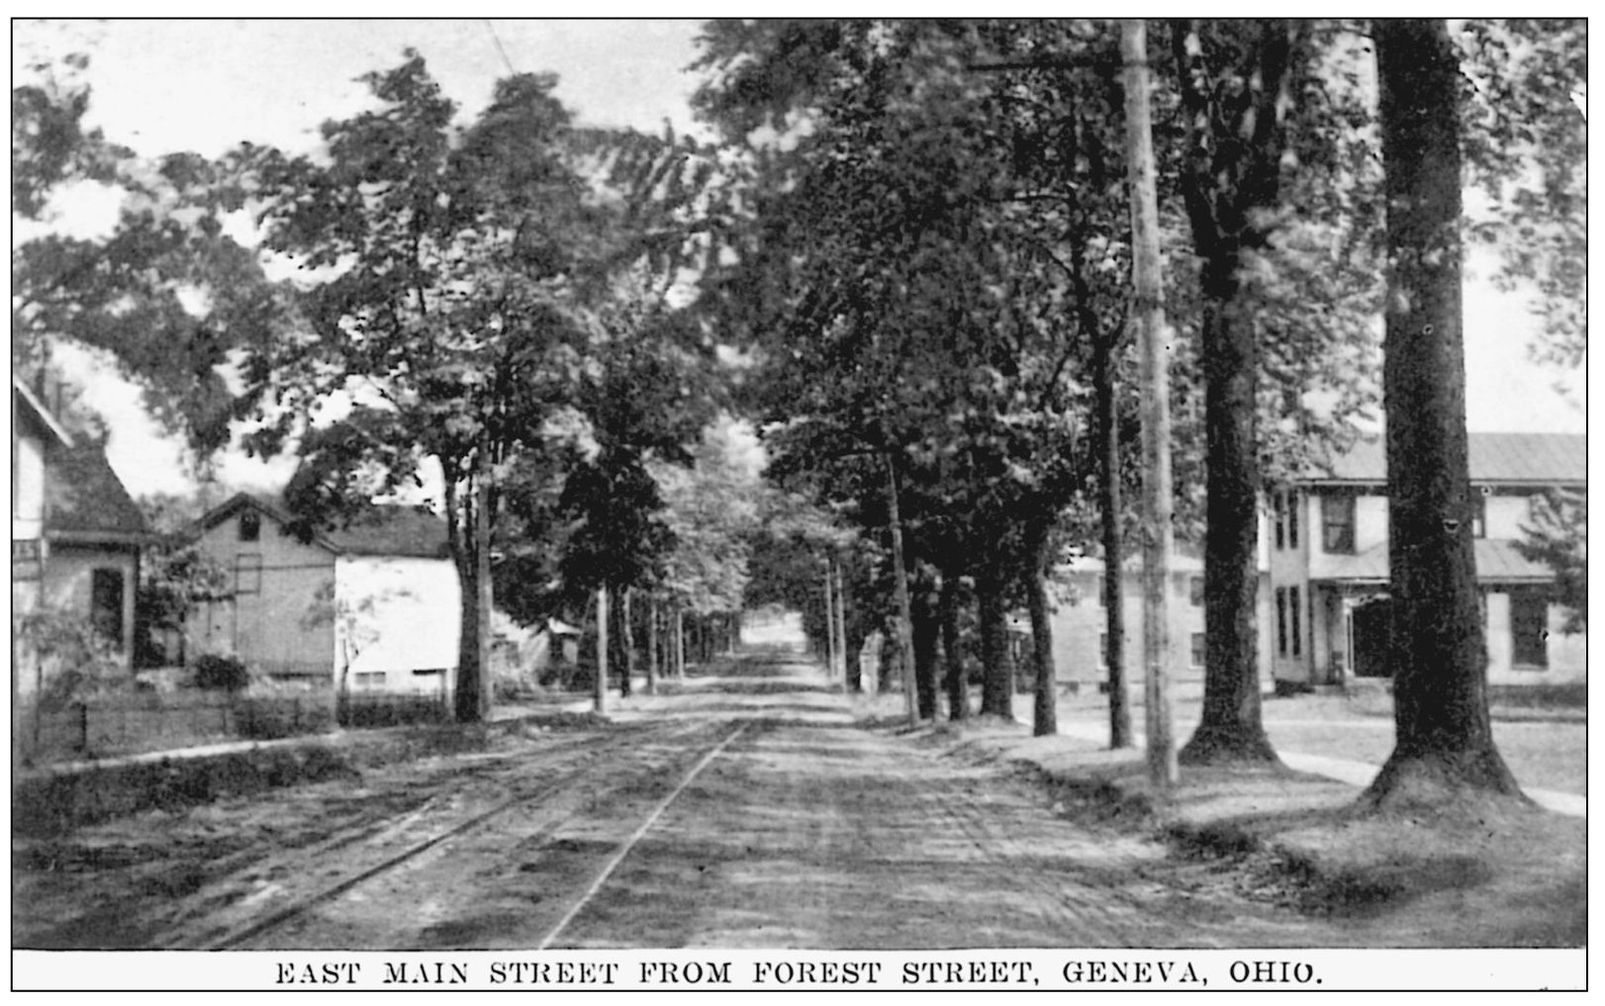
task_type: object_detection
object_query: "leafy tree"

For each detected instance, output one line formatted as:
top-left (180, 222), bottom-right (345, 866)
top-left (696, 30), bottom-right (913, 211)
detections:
top-left (694, 20), bottom-right (1104, 728)
top-left (134, 490), bottom-right (233, 667)
top-left (244, 56), bottom-right (614, 722)
top-left (1361, 18), bottom-right (1523, 807)
top-left (12, 56), bottom-right (289, 462)
top-left (1516, 488), bottom-right (1586, 632)
top-left (1459, 19), bottom-right (1587, 371)
top-left (1164, 19), bottom-right (1383, 764)
top-left (1166, 19), bottom-right (1302, 765)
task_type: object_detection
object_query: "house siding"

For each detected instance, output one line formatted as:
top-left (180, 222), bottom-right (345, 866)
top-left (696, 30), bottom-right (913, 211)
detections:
top-left (335, 555), bottom-right (461, 696)
top-left (190, 511), bottom-right (337, 680)
top-left (1273, 433), bottom-right (1583, 689)
top-left (1049, 565), bottom-right (1237, 698)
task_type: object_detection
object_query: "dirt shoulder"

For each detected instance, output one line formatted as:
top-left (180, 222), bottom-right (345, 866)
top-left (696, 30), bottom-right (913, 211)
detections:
top-left (920, 717), bottom-right (1585, 948)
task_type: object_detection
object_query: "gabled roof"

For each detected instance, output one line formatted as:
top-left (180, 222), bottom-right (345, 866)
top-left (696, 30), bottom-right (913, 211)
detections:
top-left (41, 443), bottom-right (151, 544)
top-left (12, 377), bottom-right (75, 448)
top-left (1305, 432), bottom-right (1585, 486)
top-left (197, 492), bottom-right (451, 559)
top-left (1310, 539), bottom-right (1555, 585)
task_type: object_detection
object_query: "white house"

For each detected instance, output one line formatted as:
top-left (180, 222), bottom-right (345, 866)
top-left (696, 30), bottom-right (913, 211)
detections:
top-left (188, 494), bottom-right (461, 696)
top-left (1267, 432), bottom-right (1585, 688)
top-left (12, 377), bottom-right (151, 692)
top-left (1042, 545), bottom-right (1275, 697)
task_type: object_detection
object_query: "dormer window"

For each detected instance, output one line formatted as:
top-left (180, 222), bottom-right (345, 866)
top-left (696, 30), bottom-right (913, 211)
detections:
top-left (239, 510), bottom-right (261, 543)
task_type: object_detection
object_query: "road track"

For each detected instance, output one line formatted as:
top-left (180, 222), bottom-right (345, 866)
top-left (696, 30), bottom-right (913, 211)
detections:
top-left (200, 718), bottom-right (744, 950)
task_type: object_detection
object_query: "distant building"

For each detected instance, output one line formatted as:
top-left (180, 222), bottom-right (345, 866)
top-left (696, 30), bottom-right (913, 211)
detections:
top-left (12, 376), bottom-right (151, 692)
top-left (187, 493), bottom-right (461, 696)
top-left (1043, 547), bottom-right (1274, 697)
top-left (1266, 433), bottom-right (1585, 688)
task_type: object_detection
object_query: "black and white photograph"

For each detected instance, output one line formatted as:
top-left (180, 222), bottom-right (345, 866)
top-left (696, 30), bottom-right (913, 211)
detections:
top-left (9, 17), bottom-right (1587, 993)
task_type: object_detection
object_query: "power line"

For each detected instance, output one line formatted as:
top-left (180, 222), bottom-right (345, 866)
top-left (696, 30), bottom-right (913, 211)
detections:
top-left (483, 19), bottom-right (516, 75)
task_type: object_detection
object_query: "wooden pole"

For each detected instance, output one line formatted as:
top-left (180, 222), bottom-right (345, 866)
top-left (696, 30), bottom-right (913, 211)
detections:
top-left (594, 585), bottom-right (608, 713)
top-left (1122, 18), bottom-right (1178, 788)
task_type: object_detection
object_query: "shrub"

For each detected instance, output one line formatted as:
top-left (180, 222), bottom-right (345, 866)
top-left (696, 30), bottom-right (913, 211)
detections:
top-left (192, 654), bottom-right (250, 691)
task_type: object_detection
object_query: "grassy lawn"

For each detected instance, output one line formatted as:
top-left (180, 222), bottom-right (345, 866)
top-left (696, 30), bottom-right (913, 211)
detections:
top-left (1054, 690), bottom-right (1586, 797)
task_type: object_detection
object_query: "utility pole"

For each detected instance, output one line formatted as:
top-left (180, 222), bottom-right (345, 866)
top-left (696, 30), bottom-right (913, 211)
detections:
top-left (884, 455), bottom-right (920, 726)
top-left (1122, 18), bottom-right (1178, 788)
top-left (594, 585), bottom-right (609, 713)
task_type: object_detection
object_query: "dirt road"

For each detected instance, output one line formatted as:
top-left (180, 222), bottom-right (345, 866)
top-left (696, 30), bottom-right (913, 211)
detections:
top-left (14, 650), bottom-right (1408, 950)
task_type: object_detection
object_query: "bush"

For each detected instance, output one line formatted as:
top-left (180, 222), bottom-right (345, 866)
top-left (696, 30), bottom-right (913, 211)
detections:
top-left (16, 610), bottom-right (128, 709)
top-left (192, 654), bottom-right (250, 691)
top-left (236, 695), bottom-right (335, 739)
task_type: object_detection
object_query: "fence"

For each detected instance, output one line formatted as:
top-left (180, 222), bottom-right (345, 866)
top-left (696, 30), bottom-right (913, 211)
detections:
top-left (15, 687), bottom-right (450, 766)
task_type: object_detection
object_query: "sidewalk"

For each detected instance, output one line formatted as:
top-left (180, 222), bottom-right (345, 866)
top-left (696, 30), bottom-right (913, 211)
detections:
top-left (1052, 717), bottom-right (1586, 817)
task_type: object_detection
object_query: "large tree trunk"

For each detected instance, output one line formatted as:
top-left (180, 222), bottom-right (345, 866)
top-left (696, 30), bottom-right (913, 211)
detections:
top-left (673, 604), bottom-right (685, 678)
top-left (608, 582), bottom-right (634, 698)
top-left (939, 571), bottom-right (969, 720)
top-left (975, 567), bottom-right (1015, 719)
top-left (884, 457), bottom-right (920, 725)
top-left (841, 563), bottom-right (865, 693)
top-left (1363, 19), bottom-right (1523, 808)
top-left (645, 594), bottom-right (659, 695)
top-left (1025, 541), bottom-right (1057, 738)
top-left (1171, 19), bottom-right (1293, 766)
top-left (910, 576), bottom-right (941, 721)
top-left (1094, 337), bottom-right (1132, 748)
top-left (1180, 259), bottom-right (1276, 764)
top-left (843, 623), bottom-right (865, 693)
top-left (452, 460), bottom-right (491, 725)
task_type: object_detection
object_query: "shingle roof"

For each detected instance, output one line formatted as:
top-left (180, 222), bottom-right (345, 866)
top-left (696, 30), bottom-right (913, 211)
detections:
top-left (198, 493), bottom-right (450, 559)
top-left (322, 507), bottom-right (451, 559)
top-left (1307, 432), bottom-right (1585, 485)
top-left (1310, 539), bottom-right (1555, 584)
top-left (44, 443), bottom-right (152, 542)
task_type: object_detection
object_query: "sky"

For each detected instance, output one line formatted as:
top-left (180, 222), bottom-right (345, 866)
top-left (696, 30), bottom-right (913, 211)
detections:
top-left (11, 18), bottom-right (1589, 499)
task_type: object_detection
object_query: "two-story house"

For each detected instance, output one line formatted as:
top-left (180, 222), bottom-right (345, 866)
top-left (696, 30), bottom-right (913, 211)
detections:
top-left (1267, 432), bottom-right (1585, 690)
top-left (12, 376), bottom-right (151, 693)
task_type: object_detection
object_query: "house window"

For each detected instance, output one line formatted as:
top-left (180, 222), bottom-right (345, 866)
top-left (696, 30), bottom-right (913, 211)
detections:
top-left (1273, 491), bottom-right (1286, 550)
top-left (1190, 632), bottom-right (1205, 670)
top-left (90, 567), bottom-right (125, 646)
top-left (1510, 591), bottom-right (1549, 669)
top-left (1188, 576), bottom-right (1204, 608)
top-left (1275, 588), bottom-right (1288, 656)
top-left (235, 554), bottom-right (263, 595)
top-left (1290, 585), bottom-right (1302, 657)
top-left (1288, 490), bottom-right (1299, 549)
top-left (1322, 494), bottom-right (1356, 554)
top-left (1099, 632), bottom-right (1108, 670)
top-left (1471, 490), bottom-right (1488, 539)
top-left (353, 671), bottom-right (387, 689)
top-left (239, 510), bottom-right (261, 542)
